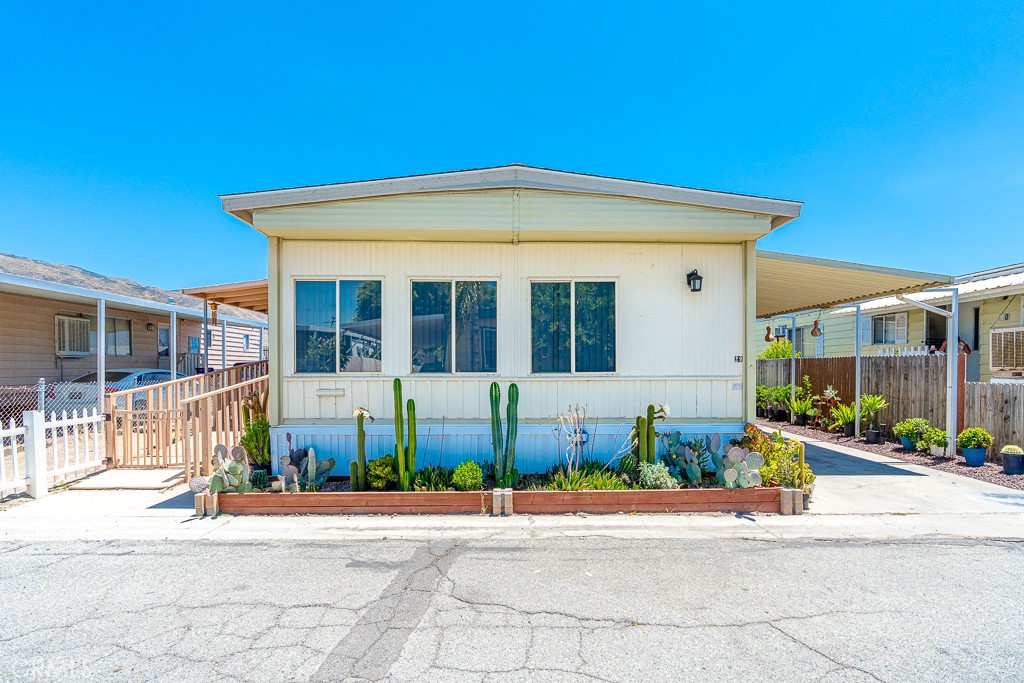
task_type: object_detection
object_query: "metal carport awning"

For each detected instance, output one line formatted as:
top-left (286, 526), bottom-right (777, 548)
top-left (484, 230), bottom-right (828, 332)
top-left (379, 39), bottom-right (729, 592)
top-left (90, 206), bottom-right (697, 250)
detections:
top-left (181, 279), bottom-right (269, 314)
top-left (756, 251), bottom-right (951, 319)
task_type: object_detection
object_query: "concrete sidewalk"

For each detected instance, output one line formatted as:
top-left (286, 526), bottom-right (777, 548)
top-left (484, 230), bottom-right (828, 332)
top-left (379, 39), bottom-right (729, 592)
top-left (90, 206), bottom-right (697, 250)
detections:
top-left (2, 435), bottom-right (1022, 543)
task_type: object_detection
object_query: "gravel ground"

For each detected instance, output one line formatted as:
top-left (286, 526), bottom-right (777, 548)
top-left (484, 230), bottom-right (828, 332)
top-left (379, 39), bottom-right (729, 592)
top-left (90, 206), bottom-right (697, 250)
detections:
top-left (758, 419), bottom-right (1024, 491)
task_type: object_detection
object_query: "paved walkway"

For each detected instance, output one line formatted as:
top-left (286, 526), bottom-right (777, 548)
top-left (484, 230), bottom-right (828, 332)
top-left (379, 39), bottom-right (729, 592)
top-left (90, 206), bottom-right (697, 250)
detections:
top-left (2, 434), bottom-right (1023, 543)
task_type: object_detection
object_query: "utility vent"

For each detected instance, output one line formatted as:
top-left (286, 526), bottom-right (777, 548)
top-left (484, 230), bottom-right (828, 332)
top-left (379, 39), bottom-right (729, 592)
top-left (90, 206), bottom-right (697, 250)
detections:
top-left (991, 327), bottom-right (1024, 374)
top-left (55, 315), bottom-right (91, 357)
top-left (772, 326), bottom-right (790, 339)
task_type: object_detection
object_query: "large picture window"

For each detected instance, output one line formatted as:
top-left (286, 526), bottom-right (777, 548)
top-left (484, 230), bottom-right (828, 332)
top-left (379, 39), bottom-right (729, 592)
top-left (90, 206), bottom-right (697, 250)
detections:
top-left (531, 281), bottom-right (616, 373)
top-left (411, 280), bottom-right (497, 373)
top-left (295, 279), bottom-right (382, 374)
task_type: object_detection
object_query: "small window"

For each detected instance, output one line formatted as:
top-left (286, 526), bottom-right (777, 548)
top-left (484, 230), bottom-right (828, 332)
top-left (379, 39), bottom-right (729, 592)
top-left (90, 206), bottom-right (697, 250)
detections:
top-left (243, 334), bottom-right (250, 351)
top-left (86, 316), bottom-right (133, 356)
top-left (295, 279), bottom-right (383, 374)
top-left (411, 280), bottom-right (497, 373)
top-left (532, 281), bottom-right (616, 373)
top-left (872, 313), bottom-right (907, 345)
top-left (188, 337), bottom-right (200, 354)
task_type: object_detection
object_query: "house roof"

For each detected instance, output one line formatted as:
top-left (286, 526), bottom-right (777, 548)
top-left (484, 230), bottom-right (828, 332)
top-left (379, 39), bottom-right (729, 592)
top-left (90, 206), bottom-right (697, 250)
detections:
top-left (755, 251), bottom-right (952, 318)
top-left (180, 251), bottom-right (952, 319)
top-left (219, 164), bottom-right (804, 230)
top-left (0, 253), bottom-right (267, 326)
top-left (830, 262), bottom-right (1024, 315)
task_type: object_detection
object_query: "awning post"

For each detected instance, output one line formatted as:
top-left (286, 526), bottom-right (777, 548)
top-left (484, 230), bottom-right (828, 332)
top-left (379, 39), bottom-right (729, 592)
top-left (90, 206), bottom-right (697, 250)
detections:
top-left (96, 299), bottom-right (106, 411)
top-left (854, 305), bottom-right (862, 436)
top-left (221, 319), bottom-right (228, 370)
top-left (789, 314), bottom-right (797, 418)
top-left (202, 300), bottom-right (209, 371)
top-left (947, 290), bottom-right (959, 457)
top-left (169, 307), bottom-right (178, 381)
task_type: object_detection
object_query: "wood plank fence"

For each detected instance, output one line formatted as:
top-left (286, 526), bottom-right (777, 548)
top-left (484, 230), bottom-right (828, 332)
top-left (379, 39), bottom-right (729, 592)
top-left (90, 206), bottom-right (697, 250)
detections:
top-left (962, 382), bottom-right (1024, 456)
top-left (758, 355), bottom-right (963, 434)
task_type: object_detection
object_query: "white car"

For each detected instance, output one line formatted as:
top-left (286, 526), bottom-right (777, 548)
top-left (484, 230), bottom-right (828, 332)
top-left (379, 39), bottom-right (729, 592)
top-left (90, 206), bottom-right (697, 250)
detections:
top-left (47, 369), bottom-right (176, 414)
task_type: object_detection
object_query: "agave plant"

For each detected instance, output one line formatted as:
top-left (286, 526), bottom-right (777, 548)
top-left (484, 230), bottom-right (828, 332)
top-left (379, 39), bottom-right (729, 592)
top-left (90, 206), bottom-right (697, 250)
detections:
top-left (859, 394), bottom-right (889, 430)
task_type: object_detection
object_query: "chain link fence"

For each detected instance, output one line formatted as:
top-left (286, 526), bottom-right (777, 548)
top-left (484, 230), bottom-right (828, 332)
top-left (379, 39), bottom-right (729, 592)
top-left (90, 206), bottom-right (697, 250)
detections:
top-left (0, 378), bottom-right (169, 428)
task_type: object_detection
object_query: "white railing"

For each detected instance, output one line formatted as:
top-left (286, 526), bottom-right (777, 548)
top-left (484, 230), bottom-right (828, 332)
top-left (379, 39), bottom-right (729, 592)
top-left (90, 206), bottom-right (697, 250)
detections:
top-left (1, 408), bottom-right (106, 499)
top-left (877, 346), bottom-right (945, 357)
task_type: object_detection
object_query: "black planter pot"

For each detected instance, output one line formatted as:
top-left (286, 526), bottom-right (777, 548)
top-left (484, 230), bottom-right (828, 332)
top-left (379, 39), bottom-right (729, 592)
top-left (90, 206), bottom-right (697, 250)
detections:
top-left (756, 407), bottom-right (766, 418)
top-left (1003, 451), bottom-right (1024, 476)
top-left (865, 430), bottom-right (881, 444)
top-left (775, 409), bottom-right (791, 422)
top-left (842, 423), bottom-right (855, 437)
top-left (794, 414), bottom-right (807, 426)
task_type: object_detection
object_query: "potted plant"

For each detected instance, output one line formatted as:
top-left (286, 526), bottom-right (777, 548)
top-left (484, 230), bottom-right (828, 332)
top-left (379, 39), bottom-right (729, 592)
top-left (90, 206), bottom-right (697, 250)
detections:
top-left (788, 396), bottom-right (814, 427)
top-left (859, 394), bottom-right (889, 444)
top-left (956, 427), bottom-right (993, 467)
top-left (892, 418), bottom-right (929, 451)
top-left (1000, 445), bottom-right (1024, 475)
top-left (770, 386), bottom-right (792, 422)
top-left (830, 403), bottom-right (857, 437)
top-left (917, 427), bottom-right (949, 457)
top-left (755, 386), bottom-right (770, 418)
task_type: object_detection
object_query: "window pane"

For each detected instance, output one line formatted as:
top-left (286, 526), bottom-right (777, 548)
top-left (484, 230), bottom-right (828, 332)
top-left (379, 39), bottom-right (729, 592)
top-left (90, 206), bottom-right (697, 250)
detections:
top-left (885, 317), bottom-right (897, 344)
top-left (531, 282), bottom-right (571, 373)
top-left (872, 317), bottom-right (884, 344)
top-left (412, 281), bottom-right (451, 373)
top-left (455, 281), bottom-right (497, 373)
top-left (296, 281), bottom-right (337, 373)
top-left (575, 281), bottom-right (616, 372)
top-left (340, 280), bottom-right (383, 373)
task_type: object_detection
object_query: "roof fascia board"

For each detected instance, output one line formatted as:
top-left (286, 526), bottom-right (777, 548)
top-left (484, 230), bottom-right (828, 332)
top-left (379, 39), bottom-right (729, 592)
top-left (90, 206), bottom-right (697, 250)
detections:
top-left (221, 166), bottom-right (802, 225)
top-left (757, 250), bottom-right (952, 284)
top-left (0, 272), bottom-right (267, 328)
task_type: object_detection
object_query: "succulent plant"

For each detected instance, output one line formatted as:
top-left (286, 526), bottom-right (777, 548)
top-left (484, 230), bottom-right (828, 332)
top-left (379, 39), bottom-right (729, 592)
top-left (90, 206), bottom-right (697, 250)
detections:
top-left (393, 379), bottom-right (417, 491)
top-left (709, 446), bottom-right (765, 489)
top-left (452, 460), bottom-right (483, 491)
top-left (367, 454), bottom-right (398, 490)
top-left (1002, 445), bottom-right (1024, 455)
top-left (249, 469), bottom-right (268, 490)
top-left (209, 445), bottom-right (254, 494)
top-left (489, 382), bottom-right (520, 487)
top-left (638, 461), bottom-right (678, 489)
top-left (659, 431), bottom-right (702, 484)
top-left (351, 407), bottom-right (372, 491)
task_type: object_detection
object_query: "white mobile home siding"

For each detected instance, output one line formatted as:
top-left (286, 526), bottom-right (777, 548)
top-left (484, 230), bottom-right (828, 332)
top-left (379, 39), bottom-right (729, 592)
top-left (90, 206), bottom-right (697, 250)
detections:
top-left (276, 240), bottom-right (746, 423)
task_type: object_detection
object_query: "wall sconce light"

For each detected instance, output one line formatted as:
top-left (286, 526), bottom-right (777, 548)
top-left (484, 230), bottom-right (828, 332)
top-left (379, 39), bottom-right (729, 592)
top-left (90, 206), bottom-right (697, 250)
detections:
top-left (686, 269), bottom-right (703, 293)
top-left (146, 323), bottom-right (155, 331)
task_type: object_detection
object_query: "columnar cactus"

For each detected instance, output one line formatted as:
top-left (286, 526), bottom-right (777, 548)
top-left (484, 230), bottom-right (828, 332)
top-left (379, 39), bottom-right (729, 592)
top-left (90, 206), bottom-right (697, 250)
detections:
top-left (350, 407), bottom-right (372, 491)
top-left (489, 382), bottom-right (520, 487)
top-left (392, 378), bottom-right (416, 491)
top-left (645, 404), bottom-right (657, 460)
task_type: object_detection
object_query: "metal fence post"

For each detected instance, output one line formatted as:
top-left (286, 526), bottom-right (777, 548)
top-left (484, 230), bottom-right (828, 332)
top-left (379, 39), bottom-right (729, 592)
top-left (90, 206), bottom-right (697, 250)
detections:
top-left (23, 411), bottom-right (48, 499)
top-left (37, 378), bottom-right (45, 412)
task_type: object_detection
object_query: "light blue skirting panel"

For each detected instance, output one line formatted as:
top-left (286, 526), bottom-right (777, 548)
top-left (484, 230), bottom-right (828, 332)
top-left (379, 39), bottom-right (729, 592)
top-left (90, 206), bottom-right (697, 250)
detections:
top-left (270, 422), bottom-right (746, 476)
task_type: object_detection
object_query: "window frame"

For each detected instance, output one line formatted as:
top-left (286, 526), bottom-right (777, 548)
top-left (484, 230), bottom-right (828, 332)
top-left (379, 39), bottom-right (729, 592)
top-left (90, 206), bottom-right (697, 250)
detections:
top-left (871, 313), bottom-right (906, 345)
top-left (292, 276), bottom-right (386, 377)
top-left (86, 315), bottom-right (133, 357)
top-left (529, 278), bottom-right (618, 376)
top-left (409, 277), bottom-right (500, 375)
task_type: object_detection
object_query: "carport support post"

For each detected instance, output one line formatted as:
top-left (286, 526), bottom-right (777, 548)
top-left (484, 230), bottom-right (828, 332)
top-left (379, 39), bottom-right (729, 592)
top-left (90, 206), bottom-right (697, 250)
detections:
top-left (258, 326), bottom-right (264, 360)
top-left (202, 300), bottom-right (209, 371)
top-left (96, 298), bottom-right (106, 411)
top-left (220, 319), bottom-right (227, 370)
top-left (946, 290), bottom-right (959, 457)
top-left (169, 308), bottom-right (177, 380)
top-left (854, 304), bottom-right (862, 436)
top-left (789, 314), bottom-right (797, 415)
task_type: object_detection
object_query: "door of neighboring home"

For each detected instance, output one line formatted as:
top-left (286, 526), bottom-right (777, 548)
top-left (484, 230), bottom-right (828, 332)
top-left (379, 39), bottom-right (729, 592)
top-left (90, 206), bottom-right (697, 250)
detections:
top-left (157, 324), bottom-right (170, 370)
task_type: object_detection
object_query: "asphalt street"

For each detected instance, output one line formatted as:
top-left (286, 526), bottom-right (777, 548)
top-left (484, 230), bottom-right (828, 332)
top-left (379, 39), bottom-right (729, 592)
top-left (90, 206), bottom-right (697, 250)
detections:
top-left (1, 536), bottom-right (1021, 682)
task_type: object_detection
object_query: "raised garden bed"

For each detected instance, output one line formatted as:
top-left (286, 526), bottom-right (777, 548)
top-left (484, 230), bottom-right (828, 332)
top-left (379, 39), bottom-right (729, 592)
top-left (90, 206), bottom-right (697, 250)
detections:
top-left (213, 486), bottom-right (786, 516)
top-left (218, 491), bottom-right (492, 515)
top-left (514, 488), bottom-right (782, 514)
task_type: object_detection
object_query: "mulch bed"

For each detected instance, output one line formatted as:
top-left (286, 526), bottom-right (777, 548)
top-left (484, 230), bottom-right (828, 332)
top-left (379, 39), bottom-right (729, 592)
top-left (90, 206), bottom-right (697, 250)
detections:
top-left (757, 419), bottom-right (1024, 492)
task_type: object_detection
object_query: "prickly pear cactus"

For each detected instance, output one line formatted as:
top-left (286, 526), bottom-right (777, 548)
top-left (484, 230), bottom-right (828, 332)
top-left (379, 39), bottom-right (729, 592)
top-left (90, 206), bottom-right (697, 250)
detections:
top-left (659, 431), bottom-right (702, 484)
top-left (711, 446), bottom-right (764, 489)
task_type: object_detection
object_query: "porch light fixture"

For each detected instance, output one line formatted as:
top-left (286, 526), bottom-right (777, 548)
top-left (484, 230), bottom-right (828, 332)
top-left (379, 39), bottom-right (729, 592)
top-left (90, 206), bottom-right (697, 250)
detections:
top-left (146, 323), bottom-right (155, 331)
top-left (686, 269), bottom-right (703, 293)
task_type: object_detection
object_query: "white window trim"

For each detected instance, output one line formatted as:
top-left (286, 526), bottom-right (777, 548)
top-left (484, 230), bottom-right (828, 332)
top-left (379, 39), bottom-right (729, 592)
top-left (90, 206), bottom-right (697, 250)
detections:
top-left (292, 277), bottom-right (386, 377)
top-left (86, 314), bottom-right (133, 357)
top-left (409, 277), bottom-right (500, 376)
top-left (528, 278), bottom-right (619, 376)
top-left (869, 312), bottom-right (908, 345)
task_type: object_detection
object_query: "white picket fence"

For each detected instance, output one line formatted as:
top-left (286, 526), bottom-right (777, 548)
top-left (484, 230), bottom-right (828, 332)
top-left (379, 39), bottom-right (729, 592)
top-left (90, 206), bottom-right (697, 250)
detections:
top-left (0, 408), bottom-right (106, 499)
top-left (876, 346), bottom-right (946, 357)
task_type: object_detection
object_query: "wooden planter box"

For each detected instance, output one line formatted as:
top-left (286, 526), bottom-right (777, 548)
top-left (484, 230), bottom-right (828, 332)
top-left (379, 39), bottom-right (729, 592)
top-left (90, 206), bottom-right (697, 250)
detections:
top-left (218, 491), bottom-right (493, 515)
top-left (216, 487), bottom-right (785, 515)
top-left (513, 488), bottom-right (783, 514)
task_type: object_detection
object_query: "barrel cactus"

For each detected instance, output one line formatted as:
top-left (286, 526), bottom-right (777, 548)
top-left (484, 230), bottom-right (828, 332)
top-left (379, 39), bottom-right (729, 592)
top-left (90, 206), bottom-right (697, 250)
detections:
top-left (249, 469), bottom-right (268, 490)
top-left (710, 446), bottom-right (765, 489)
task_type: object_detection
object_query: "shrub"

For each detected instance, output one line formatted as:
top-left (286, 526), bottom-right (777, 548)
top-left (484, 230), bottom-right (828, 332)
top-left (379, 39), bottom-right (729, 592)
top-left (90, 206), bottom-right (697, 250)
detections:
top-left (788, 396), bottom-right (814, 416)
top-left (737, 424), bottom-right (802, 486)
top-left (414, 465), bottom-right (454, 492)
top-left (759, 338), bottom-right (799, 360)
top-left (755, 385), bottom-right (770, 408)
top-left (916, 427), bottom-right (949, 451)
top-left (768, 386), bottom-right (791, 409)
top-left (240, 416), bottom-right (271, 465)
top-left (367, 454), bottom-right (398, 490)
top-left (957, 427), bottom-right (993, 450)
top-left (638, 461), bottom-right (678, 489)
top-left (893, 418), bottom-right (929, 443)
top-left (829, 403), bottom-right (856, 429)
top-left (452, 461), bottom-right (483, 491)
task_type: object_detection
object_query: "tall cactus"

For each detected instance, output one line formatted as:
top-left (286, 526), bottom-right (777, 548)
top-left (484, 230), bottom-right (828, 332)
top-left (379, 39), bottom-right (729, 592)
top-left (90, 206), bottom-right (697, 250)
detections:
top-left (489, 382), bottom-right (520, 487)
top-left (392, 378), bottom-right (416, 491)
top-left (646, 404), bottom-right (657, 461)
top-left (637, 417), bottom-right (649, 463)
top-left (349, 407), bottom-right (371, 491)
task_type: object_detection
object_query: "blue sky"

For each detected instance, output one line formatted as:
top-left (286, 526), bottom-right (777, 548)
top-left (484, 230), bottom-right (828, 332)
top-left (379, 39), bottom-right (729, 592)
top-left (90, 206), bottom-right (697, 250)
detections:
top-left (1, 2), bottom-right (1022, 290)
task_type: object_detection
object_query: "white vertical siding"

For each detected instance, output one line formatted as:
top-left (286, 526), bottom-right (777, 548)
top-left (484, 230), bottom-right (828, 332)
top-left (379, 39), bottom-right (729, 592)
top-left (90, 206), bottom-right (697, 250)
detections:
top-left (278, 240), bottom-right (745, 421)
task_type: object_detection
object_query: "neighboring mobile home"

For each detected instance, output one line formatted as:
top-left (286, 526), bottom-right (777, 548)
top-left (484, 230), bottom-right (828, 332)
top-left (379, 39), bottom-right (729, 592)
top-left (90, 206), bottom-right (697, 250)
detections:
top-left (216, 165), bottom-right (945, 473)
top-left (0, 254), bottom-right (268, 389)
top-left (756, 261), bottom-right (1024, 382)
